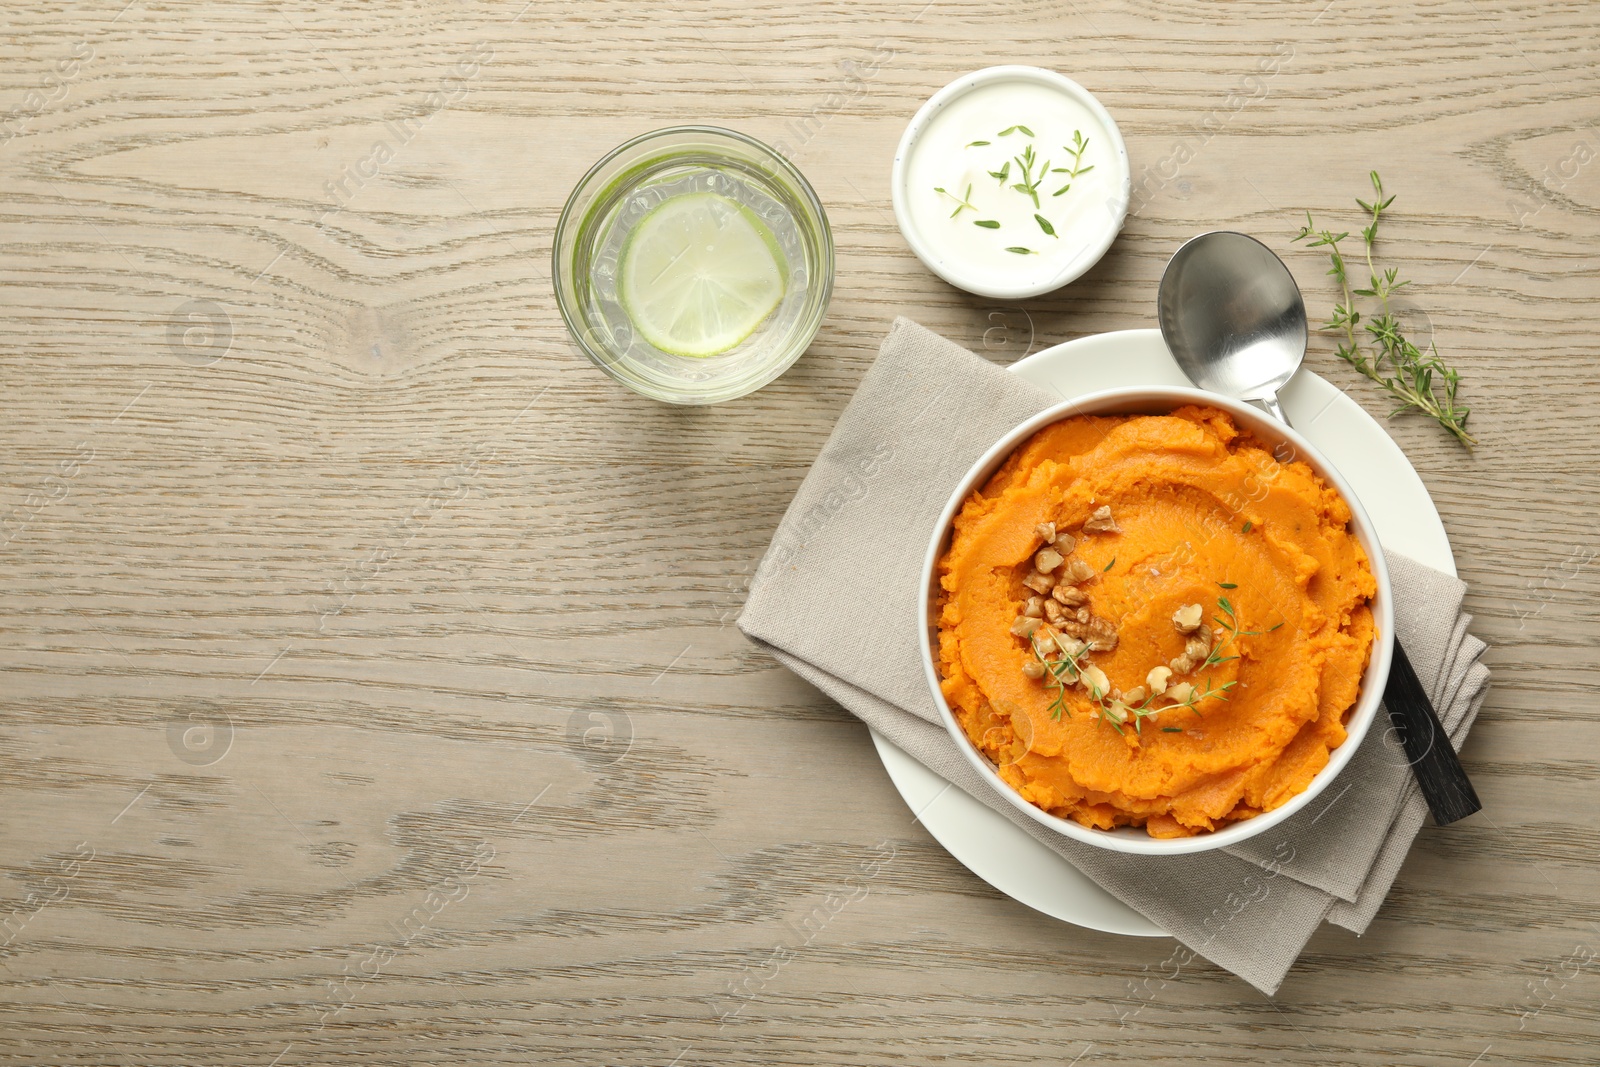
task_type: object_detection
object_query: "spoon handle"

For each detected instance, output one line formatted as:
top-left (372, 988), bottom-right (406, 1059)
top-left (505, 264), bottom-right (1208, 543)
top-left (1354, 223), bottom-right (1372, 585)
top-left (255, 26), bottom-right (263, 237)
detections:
top-left (1383, 638), bottom-right (1482, 825)
top-left (1259, 392), bottom-right (1288, 425)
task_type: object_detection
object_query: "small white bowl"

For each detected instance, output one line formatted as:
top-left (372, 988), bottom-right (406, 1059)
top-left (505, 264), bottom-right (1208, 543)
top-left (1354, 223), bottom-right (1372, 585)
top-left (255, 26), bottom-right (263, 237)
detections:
top-left (891, 66), bottom-right (1131, 300)
top-left (918, 387), bottom-right (1394, 856)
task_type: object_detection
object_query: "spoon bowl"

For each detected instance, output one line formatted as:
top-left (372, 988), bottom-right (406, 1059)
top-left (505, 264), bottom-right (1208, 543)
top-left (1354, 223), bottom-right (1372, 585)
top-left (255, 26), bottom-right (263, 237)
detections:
top-left (1157, 231), bottom-right (1307, 422)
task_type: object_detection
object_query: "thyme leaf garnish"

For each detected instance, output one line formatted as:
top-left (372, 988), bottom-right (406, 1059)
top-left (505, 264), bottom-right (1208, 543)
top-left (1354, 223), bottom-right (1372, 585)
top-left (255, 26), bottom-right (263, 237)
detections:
top-left (1049, 130), bottom-right (1093, 197)
top-left (1010, 143), bottom-right (1047, 208)
top-left (934, 183), bottom-right (978, 218)
top-left (1030, 635), bottom-right (1088, 722)
top-left (1293, 171), bottom-right (1475, 449)
top-left (1205, 595), bottom-right (1269, 670)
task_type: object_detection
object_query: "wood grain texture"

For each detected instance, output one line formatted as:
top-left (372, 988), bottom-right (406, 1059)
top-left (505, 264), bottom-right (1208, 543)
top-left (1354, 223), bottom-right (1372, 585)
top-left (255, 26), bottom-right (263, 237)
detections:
top-left (2, 0), bottom-right (1598, 1063)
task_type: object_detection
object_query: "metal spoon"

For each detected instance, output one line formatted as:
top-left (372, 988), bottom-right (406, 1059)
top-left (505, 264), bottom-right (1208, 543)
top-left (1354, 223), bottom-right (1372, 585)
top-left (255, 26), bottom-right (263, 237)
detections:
top-left (1157, 230), bottom-right (1481, 826)
top-left (1157, 231), bottom-right (1306, 425)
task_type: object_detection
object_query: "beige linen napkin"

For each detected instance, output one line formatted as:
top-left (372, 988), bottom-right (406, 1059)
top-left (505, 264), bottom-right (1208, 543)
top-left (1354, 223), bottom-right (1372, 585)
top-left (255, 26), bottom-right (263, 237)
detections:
top-left (738, 318), bottom-right (1490, 994)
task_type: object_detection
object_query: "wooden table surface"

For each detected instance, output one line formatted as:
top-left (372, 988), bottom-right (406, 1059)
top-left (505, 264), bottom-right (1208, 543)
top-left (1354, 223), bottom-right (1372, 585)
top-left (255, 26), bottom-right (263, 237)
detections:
top-left (3, 1), bottom-right (1597, 1063)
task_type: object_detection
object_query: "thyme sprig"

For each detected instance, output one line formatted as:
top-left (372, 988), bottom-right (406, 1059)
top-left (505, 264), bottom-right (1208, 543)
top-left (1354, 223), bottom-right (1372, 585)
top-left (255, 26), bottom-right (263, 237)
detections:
top-left (1030, 634), bottom-right (1090, 722)
top-left (1205, 595), bottom-right (1262, 669)
top-left (1203, 593), bottom-right (1284, 671)
top-left (1293, 171), bottom-right (1475, 449)
top-left (1010, 143), bottom-right (1049, 208)
top-left (934, 183), bottom-right (977, 218)
top-left (1120, 676), bottom-right (1237, 734)
top-left (1051, 130), bottom-right (1094, 197)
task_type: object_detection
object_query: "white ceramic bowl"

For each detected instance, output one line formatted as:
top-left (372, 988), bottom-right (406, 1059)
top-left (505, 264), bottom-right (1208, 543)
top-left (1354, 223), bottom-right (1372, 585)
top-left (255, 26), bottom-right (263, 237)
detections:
top-left (891, 66), bottom-right (1131, 300)
top-left (918, 387), bottom-right (1394, 856)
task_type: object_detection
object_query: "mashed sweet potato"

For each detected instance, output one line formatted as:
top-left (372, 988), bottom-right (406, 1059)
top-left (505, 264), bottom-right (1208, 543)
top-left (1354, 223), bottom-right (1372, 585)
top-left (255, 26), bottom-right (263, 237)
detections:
top-left (936, 406), bottom-right (1375, 838)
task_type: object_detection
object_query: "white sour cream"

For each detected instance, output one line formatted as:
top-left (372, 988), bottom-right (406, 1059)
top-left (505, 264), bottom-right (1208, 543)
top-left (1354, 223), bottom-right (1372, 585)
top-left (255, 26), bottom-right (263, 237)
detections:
top-left (894, 70), bottom-right (1128, 298)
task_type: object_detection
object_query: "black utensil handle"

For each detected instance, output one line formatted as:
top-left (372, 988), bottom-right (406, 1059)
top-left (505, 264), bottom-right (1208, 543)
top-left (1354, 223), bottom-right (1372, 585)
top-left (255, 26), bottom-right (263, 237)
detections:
top-left (1383, 638), bottom-right (1482, 826)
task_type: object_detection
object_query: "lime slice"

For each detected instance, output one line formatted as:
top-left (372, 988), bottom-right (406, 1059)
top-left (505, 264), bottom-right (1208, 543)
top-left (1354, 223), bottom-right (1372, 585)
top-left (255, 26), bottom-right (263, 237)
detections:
top-left (618, 190), bottom-right (787, 358)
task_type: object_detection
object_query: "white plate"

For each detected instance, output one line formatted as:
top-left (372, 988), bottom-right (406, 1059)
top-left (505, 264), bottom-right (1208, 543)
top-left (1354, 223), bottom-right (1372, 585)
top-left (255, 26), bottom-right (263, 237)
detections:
top-left (870, 328), bottom-right (1456, 938)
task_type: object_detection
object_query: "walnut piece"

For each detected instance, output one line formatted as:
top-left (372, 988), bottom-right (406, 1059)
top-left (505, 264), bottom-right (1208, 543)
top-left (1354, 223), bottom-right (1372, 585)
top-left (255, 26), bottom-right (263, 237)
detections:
top-left (1034, 521), bottom-right (1057, 544)
top-left (1035, 547), bottom-right (1065, 572)
top-left (1057, 635), bottom-right (1087, 658)
top-left (1168, 653), bottom-right (1196, 675)
top-left (1184, 632), bottom-right (1212, 661)
top-left (1121, 685), bottom-right (1148, 705)
top-left (1145, 665), bottom-right (1172, 696)
top-left (1022, 658), bottom-right (1046, 679)
top-left (1023, 596), bottom-right (1045, 618)
top-left (1051, 584), bottom-right (1087, 607)
top-left (1054, 532), bottom-right (1077, 555)
top-left (1081, 664), bottom-right (1111, 698)
top-left (1022, 570), bottom-right (1054, 594)
top-left (1062, 558), bottom-right (1096, 584)
top-left (1085, 615), bottom-right (1118, 652)
top-left (1166, 681), bottom-right (1197, 705)
top-left (1010, 615), bottom-right (1042, 638)
top-left (1083, 505), bottom-right (1120, 534)
top-left (1043, 599), bottom-right (1065, 624)
top-left (1172, 603), bottom-right (1204, 633)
